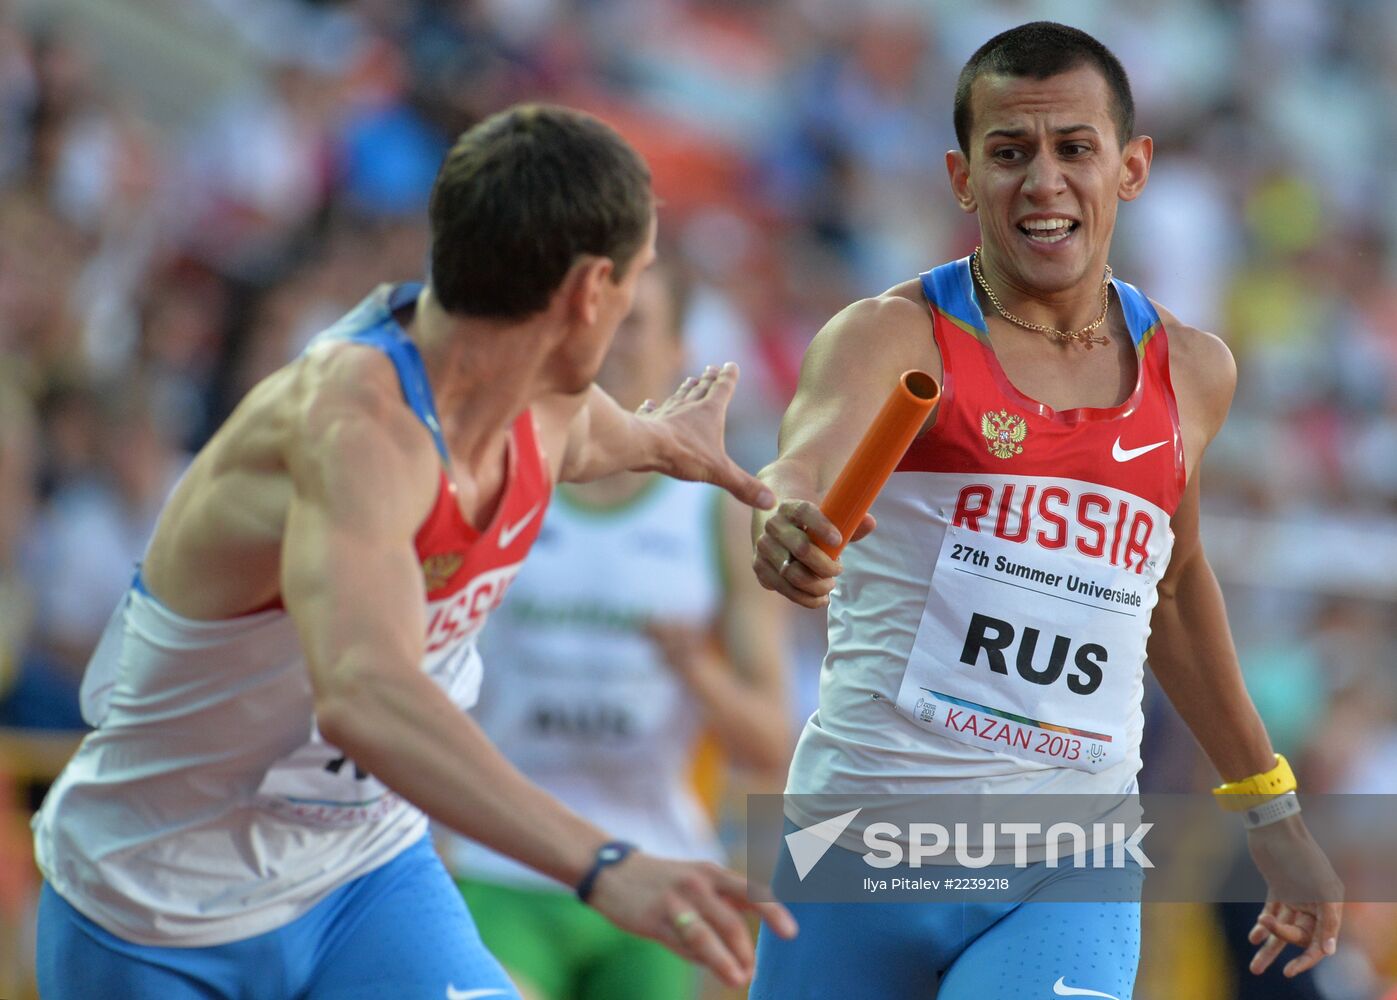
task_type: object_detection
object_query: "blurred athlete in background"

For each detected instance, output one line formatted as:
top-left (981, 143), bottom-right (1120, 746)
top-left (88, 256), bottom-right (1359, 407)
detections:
top-left (444, 262), bottom-right (791, 1000)
top-left (32, 104), bottom-right (794, 1000)
top-left (749, 23), bottom-right (1339, 1000)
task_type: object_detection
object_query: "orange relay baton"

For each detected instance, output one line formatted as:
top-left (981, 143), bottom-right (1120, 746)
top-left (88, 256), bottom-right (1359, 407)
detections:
top-left (816, 370), bottom-right (940, 558)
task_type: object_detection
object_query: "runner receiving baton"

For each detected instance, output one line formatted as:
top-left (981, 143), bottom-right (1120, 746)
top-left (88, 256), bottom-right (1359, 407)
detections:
top-left (749, 22), bottom-right (1340, 1000)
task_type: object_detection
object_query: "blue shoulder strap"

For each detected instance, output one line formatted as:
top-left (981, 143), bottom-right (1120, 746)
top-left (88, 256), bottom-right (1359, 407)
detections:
top-left (919, 257), bottom-right (988, 336)
top-left (308, 283), bottom-right (450, 466)
top-left (920, 257), bottom-right (1161, 349)
top-left (1109, 277), bottom-right (1163, 350)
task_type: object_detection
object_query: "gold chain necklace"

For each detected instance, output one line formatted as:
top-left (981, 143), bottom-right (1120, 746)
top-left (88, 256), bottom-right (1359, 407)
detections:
top-left (970, 247), bottom-right (1112, 350)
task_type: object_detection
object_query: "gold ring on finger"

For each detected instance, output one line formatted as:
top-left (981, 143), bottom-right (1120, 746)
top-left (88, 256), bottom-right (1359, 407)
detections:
top-left (672, 910), bottom-right (700, 935)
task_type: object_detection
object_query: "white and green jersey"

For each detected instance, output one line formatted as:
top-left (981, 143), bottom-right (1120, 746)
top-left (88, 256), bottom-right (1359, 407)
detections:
top-left (444, 476), bottom-right (727, 889)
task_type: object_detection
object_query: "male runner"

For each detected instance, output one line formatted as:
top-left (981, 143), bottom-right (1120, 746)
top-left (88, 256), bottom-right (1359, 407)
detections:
top-left (31, 104), bottom-right (795, 1000)
top-left (444, 263), bottom-right (790, 1000)
top-left (748, 22), bottom-right (1340, 999)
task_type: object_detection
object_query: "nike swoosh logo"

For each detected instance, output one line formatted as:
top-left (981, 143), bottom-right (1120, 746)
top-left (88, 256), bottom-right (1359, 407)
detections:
top-left (446, 988), bottom-right (511, 1000)
top-left (1053, 977), bottom-right (1121, 999)
top-left (1111, 437), bottom-right (1168, 463)
top-left (497, 503), bottom-right (542, 549)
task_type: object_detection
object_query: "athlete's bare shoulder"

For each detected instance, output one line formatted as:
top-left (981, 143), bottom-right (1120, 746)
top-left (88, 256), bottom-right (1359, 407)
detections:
top-left (288, 341), bottom-right (438, 460)
top-left (807, 278), bottom-right (942, 385)
top-left (143, 341), bottom-right (439, 619)
top-left (1156, 300), bottom-right (1234, 418)
top-left (830, 278), bottom-right (935, 340)
top-left (1151, 301), bottom-right (1236, 480)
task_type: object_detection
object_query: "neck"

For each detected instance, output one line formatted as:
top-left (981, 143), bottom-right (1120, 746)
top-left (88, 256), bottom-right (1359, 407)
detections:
top-left (407, 287), bottom-right (556, 468)
top-left (973, 246), bottom-right (1112, 336)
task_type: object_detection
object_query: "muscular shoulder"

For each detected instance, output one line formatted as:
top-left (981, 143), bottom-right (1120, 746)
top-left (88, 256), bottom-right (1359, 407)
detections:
top-left (284, 343), bottom-right (440, 518)
top-left (806, 279), bottom-right (941, 385)
top-left (824, 280), bottom-right (936, 349)
top-left (1154, 301), bottom-right (1237, 442)
top-left (141, 341), bottom-right (440, 615)
top-left (292, 344), bottom-right (421, 438)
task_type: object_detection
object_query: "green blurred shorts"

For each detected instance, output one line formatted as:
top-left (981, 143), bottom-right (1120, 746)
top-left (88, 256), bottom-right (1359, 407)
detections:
top-left (457, 877), bottom-right (697, 1000)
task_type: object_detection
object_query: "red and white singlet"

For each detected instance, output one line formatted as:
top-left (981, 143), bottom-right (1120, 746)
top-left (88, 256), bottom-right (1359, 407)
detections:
top-left (786, 257), bottom-right (1185, 810)
top-left (34, 285), bottom-right (551, 945)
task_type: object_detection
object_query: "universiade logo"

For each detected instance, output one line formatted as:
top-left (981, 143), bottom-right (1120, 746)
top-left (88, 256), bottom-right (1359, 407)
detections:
top-left (786, 810), bottom-right (1154, 881)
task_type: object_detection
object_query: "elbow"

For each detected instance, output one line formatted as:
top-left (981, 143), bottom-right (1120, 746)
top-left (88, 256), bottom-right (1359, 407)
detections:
top-left (314, 694), bottom-right (357, 752)
top-left (312, 663), bottom-right (382, 753)
top-left (1155, 557), bottom-right (1188, 605)
top-left (742, 725), bottom-right (793, 776)
top-left (752, 745), bottom-right (792, 778)
top-left (314, 692), bottom-right (363, 756)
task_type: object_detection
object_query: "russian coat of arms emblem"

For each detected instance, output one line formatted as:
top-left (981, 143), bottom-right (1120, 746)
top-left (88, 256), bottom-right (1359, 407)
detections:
top-left (421, 552), bottom-right (464, 592)
top-left (980, 409), bottom-right (1027, 459)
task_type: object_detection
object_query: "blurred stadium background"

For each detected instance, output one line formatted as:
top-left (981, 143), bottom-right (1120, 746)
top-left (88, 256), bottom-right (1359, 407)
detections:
top-left (1, 0), bottom-right (1396, 997)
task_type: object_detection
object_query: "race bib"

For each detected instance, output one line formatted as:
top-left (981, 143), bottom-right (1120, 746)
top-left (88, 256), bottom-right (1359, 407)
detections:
top-left (895, 478), bottom-right (1171, 772)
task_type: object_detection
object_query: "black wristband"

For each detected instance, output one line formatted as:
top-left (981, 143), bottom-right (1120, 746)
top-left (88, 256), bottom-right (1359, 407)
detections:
top-left (576, 841), bottom-right (636, 904)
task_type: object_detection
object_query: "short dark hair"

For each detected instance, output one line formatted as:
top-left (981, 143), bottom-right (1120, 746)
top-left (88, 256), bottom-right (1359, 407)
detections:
top-left (953, 22), bottom-right (1135, 155)
top-left (428, 104), bottom-right (653, 319)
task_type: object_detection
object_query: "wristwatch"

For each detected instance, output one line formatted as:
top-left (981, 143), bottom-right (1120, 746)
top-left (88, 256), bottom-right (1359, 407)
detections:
top-left (576, 841), bottom-right (637, 903)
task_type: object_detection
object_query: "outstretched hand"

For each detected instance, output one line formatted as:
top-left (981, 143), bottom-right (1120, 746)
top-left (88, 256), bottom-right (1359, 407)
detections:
top-left (638, 363), bottom-right (773, 511)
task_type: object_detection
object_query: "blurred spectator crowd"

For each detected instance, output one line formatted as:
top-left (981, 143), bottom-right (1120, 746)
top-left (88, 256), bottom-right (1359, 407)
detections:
top-left (1, 0), bottom-right (1397, 997)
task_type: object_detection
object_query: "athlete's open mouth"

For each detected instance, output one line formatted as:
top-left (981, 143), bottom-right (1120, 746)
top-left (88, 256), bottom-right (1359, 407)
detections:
top-left (1017, 218), bottom-right (1079, 244)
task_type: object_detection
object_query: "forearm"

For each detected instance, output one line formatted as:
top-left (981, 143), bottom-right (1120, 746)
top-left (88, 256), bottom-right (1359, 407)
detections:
top-left (681, 655), bottom-right (789, 773)
top-left (317, 666), bottom-right (610, 886)
top-left (563, 386), bottom-right (669, 483)
top-left (1147, 556), bottom-right (1276, 782)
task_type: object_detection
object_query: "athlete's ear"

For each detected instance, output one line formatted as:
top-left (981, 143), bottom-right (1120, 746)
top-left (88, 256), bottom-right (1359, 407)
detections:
top-left (562, 255), bottom-right (616, 328)
top-left (1117, 135), bottom-right (1152, 203)
top-left (946, 150), bottom-right (976, 214)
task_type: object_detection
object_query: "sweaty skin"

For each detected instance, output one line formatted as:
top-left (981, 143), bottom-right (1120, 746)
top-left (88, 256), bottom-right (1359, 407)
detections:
top-left (139, 221), bottom-right (794, 988)
top-left (753, 64), bottom-right (1340, 979)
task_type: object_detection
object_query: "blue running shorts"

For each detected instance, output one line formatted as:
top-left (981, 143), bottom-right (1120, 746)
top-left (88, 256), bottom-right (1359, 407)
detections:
top-left (751, 823), bottom-right (1142, 1000)
top-left (37, 835), bottom-right (521, 1000)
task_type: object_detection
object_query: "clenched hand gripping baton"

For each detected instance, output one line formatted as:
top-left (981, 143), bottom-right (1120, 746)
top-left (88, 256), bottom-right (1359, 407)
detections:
top-left (816, 370), bottom-right (941, 558)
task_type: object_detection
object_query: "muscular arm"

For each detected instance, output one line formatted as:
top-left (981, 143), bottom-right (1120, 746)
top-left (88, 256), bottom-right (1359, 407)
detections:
top-left (1147, 474), bottom-right (1276, 780)
top-left (1146, 322), bottom-right (1271, 779)
top-left (552, 367), bottom-right (772, 509)
top-left (281, 380), bottom-right (613, 889)
top-left (1147, 316), bottom-right (1341, 976)
top-left (279, 369), bottom-right (795, 985)
top-left (753, 290), bottom-right (937, 607)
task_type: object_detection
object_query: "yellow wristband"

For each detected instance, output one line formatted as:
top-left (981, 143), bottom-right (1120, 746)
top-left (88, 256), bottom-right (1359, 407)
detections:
top-left (1212, 754), bottom-right (1297, 812)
